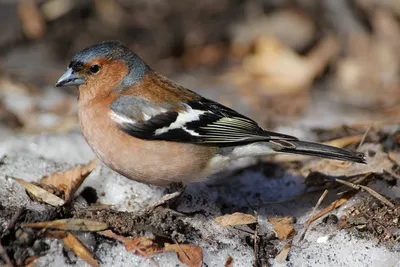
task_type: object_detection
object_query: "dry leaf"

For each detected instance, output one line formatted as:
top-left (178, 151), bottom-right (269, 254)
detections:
top-left (40, 159), bottom-right (97, 202)
top-left (333, 10), bottom-right (400, 108)
top-left (164, 244), bottom-right (203, 267)
top-left (323, 135), bottom-right (364, 148)
top-left (100, 230), bottom-right (161, 255)
top-left (231, 9), bottom-right (315, 55)
top-left (17, 0), bottom-right (46, 40)
top-left (63, 232), bottom-right (100, 267)
top-left (243, 35), bottom-right (339, 91)
top-left (215, 212), bottom-right (257, 226)
top-left (46, 230), bottom-right (68, 239)
top-left (24, 255), bottom-right (41, 266)
top-left (275, 242), bottom-right (292, 264)
top-left (267, 216), bottom-right (296, 240)
top-left (225, 255), bottom-right (234, 267)
top-left (23, 219), bottom-right (108, 231)
top-left (13, 177), bottom-right (65, 206)
top-left (41, 0), bottom-right (74, 21)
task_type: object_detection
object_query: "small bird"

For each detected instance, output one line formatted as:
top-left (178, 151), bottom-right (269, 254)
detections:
top-left (56, 41), bottom-right (365, 189)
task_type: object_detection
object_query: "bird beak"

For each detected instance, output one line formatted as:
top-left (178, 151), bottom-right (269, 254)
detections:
top-left (55, 68), bottom-right (85, 87)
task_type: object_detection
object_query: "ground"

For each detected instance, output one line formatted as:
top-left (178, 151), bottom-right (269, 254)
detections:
top-left (0, 1), bottom-right (399, 266)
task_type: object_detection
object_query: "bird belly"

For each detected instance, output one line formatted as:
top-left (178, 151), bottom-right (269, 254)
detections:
top-left (78, 102), bottom-right (216, 186)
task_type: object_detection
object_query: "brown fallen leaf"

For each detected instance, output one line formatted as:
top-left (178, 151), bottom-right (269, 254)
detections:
top-left (164, 243), bottom-right (203, 267)
top-left (13, 177), bottom-right (65, 206)
top-left (225, 255), bottom-right (234, 267)
top-left (230, 9), bottom-right (316, 55)
top-left (215, 212), bottom-right (257, 227)
top-left (46, 230), bottom-right (68, 239)
top-left (267, 216), bottom-right (296, 240)
top-left (275, 242), bottom-right (292, 264)
top-left (41, 0), bottom-right (74, 21)
top-left (17, 0), bottom-right (46, 40)
top-left (24, 255), bottom-right (41, 266)
top-left (40, 159), bottom-right (97, 202)
top-left (63, 232), bottom-right (100, 267)
top-left (323, 135), bottom-right (364, 148)
top-left (22, 219), bottom-right (108, 231)
top-left (100, 230), bottom-right (161, 255)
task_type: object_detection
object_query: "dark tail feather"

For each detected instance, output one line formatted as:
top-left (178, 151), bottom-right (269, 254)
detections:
top-left (277, 140), bottom-right (366, 163)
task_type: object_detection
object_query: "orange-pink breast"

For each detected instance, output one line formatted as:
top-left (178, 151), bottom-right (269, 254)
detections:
top-left (78, 95), bottom-right (217, 186)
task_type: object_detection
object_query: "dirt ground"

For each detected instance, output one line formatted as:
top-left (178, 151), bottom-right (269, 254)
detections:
top-left (0, 1), bottom-right (399, 266)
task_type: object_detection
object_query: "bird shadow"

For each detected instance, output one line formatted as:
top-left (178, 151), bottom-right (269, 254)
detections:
top-left (179, 161), bottom-right (340, 220)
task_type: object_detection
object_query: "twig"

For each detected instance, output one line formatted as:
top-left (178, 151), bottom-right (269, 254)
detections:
top-left (358, 122), bottom-right (373, 149)
top-left (0, 240), bottom-right (14, 267)
top-left (311, 190), bottom-right (357, 223)
top-left (335, 179), bottom-right (395, 208)
top-left (299, 190), bottom-right (329, 242)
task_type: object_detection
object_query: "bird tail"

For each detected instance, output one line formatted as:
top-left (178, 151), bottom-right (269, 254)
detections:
top-left (271, 140), bottom-right (366, 163)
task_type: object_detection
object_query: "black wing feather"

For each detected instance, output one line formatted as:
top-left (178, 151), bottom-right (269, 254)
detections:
top-left (115, 97), bottom-right (298, 146)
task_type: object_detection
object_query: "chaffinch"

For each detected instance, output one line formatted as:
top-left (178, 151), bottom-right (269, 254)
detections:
top-left (56, 41), bottom-right (365, 187)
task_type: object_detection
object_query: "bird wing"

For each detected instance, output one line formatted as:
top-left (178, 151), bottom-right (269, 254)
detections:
top-left (110, 95), bottom-right (298, 146)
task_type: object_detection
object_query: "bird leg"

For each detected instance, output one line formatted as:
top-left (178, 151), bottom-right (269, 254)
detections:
top-left (144, 182), bottom-right (185, 212)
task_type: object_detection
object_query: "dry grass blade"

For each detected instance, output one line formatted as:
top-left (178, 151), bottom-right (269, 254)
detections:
top-left (63, 232), bottom-right (100, 267)
top-left (22, 219), bottom-right (108, 231)
top-left (275, 242), bottom-right (292, 264)
top-left (164, 243), bottom-right (203, 267)
top-left (215, 212), bottom-right (257, 226)
top-left (335, 179), bottom-right (395, 208)
top-left (357, 123), bottom-right (373, 149)
top-left (299, 190), bottom-right (329, 242)
top-left (323, 134), bottom-right (364, 148)
top-left (40, 159), bottom-right (97, 202)
top-left (311, 190), bottom-right (357, 223)
top-left (12, 177), bottom-right (65, 206)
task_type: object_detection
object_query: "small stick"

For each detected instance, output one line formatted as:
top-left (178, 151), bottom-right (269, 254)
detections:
top-left (299, 190), bottom-right (329, 242)
top-left (358, 122), bottom-right (373, 149)
top-left (0, 240), bottom-right (14, 267)
top-left (335, 179), bottom-right (394, 208)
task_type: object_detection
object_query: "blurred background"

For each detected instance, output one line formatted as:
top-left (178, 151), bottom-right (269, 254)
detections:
top-left (0, 0), bottom-right (399, 137)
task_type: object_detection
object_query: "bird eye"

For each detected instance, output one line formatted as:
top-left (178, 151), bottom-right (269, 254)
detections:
top-left (89, 64), bottom-right (100, 74)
